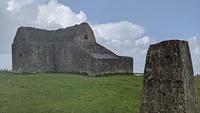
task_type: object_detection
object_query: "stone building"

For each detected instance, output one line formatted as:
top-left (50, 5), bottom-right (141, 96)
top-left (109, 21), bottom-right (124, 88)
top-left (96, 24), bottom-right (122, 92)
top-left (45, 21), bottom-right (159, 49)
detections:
top-left (12, 22), bottom-right (133, 76)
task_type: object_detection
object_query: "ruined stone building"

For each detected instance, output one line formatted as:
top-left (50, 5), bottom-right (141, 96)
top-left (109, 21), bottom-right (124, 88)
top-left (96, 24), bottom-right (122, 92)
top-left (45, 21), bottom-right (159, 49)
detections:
top-left (12, 22), bottom-right (133, 76)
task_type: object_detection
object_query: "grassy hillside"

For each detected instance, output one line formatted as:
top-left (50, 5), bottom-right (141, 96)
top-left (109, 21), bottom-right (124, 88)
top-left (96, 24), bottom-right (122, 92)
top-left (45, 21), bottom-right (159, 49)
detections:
top-left (0, 72), bottom-right (199, 113)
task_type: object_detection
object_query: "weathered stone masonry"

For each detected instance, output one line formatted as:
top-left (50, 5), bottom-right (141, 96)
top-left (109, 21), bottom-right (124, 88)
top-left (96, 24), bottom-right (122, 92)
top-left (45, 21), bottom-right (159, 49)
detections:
top-left (12, 22), bottom-right (133, 76)
top-left (139, 40), bottom-right (199, 113)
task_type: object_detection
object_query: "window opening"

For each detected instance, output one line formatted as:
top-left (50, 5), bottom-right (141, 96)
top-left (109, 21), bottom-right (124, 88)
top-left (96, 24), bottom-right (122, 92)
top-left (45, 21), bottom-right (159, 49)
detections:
top-left (84, 35), bottom-right (88, 39)
top-left (19, 53), bottom-right (23, 57)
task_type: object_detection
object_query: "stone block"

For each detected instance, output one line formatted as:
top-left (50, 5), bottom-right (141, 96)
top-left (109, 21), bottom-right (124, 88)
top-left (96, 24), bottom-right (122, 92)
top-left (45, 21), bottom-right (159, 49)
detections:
top-left (140, 40), bottom-right (199, 113)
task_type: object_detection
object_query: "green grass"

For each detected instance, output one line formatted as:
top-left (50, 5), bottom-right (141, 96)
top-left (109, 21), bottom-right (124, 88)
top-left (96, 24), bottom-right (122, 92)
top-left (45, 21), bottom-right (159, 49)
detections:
top-left (0, 73), bottom-right (143, 113)
top-left (0, 72), bottom-right (199, 113)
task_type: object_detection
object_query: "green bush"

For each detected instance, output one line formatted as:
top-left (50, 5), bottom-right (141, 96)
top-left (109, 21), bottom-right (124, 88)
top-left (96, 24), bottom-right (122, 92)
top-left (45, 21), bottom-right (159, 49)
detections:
top-left (0, 69), bottom-right (12, 73)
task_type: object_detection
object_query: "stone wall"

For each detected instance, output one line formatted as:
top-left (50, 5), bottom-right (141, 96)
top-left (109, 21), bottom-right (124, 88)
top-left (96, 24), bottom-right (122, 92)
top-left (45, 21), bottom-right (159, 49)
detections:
top-left (12, 22), bottom-right (133, 76)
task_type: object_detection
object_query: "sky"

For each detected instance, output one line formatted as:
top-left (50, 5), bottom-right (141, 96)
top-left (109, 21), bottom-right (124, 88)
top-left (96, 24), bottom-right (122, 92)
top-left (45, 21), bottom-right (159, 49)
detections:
top-left (0, 0), bottom-right (200, 74)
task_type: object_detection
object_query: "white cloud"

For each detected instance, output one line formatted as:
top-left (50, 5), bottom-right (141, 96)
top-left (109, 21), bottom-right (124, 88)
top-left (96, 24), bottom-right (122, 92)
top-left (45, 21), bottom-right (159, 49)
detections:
top-left (92, 21), bottom-right (145, 41)
top-left (5, 0), bottom-right (87, 29)
top-left (187, 37), bottom-right (200, 75)
top-left (6, 0), bottom-right (48, 12)
top-left (35, 0), bottom-right (86, 29)
top-left (92, 22), bottom-right (154, 56)
top-left (188, 37), bottom-right (200, 55)
top-left (135, 36), bottom-right (150, 45)
top-left (194, 47), bottom-right (200, 55)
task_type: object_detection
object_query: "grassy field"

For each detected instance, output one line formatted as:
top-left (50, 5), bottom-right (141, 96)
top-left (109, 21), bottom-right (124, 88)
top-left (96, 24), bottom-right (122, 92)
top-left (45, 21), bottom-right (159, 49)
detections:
top-left (0, 72), bottom-right (199, 113)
